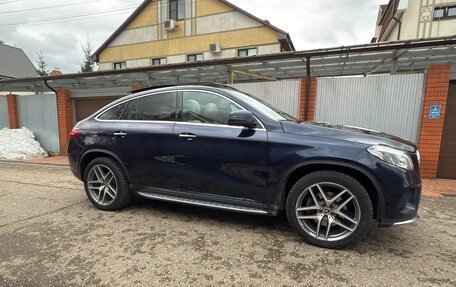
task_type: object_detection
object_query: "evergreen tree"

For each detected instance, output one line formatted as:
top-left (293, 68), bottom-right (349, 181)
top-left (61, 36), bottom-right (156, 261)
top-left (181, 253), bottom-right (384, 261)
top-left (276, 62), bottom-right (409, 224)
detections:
top-left (35, 50), bottom-right (49, 77)
top-left (79, 39), bottom-right (96, 73)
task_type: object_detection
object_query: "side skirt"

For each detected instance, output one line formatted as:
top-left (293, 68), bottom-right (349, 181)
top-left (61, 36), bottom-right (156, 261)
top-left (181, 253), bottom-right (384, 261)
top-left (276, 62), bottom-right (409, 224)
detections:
top-left (133, 186), bottom-right (278, 216)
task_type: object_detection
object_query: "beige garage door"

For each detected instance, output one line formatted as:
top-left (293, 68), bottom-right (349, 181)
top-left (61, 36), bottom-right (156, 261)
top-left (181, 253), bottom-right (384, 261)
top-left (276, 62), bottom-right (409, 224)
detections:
top-left (437, 81), bottom-right (456, 179)
top-left (74, 97), bottom-right (120, 122)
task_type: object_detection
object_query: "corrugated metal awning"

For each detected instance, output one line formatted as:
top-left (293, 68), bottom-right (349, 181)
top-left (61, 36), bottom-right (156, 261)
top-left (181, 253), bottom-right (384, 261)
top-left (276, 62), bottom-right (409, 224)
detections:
top-left (1, 36), bottom-right (456, 92)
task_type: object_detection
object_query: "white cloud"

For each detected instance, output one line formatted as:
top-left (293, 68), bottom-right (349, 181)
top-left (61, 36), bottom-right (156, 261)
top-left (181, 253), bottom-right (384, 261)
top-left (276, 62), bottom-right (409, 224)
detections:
top-left (0, 0), bottom-right (384, 73)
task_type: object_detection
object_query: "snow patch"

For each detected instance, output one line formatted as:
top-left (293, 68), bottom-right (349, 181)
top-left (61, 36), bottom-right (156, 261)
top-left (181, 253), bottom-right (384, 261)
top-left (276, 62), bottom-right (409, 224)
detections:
top-left (0, 128), bottom-right (49, 160)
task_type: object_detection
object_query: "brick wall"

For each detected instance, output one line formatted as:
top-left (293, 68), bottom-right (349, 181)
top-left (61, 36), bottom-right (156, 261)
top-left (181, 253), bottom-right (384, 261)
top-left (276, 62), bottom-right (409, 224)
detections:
top-left (418, 64), bottom-right (451, 178)
top-left (299, 77), bottom-right (317, 121)
top-left (6, 94), bottom-right (19, 129)
top-left (131, 83), bottom-right (145, 92)
top-left (56, 89), bottom-right (73, 155)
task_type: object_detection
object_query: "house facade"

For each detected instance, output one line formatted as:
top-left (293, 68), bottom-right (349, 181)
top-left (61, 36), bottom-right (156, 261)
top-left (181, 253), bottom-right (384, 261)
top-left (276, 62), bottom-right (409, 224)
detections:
top-left (92, 0), bottom-right (294, 71)
top-left (373, 0), bottom-right (456, 42)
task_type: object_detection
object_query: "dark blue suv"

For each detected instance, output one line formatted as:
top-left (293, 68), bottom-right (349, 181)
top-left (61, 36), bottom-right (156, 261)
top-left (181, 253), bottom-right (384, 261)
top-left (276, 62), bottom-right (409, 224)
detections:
top-left (68, 85), bottom-right (421, 249)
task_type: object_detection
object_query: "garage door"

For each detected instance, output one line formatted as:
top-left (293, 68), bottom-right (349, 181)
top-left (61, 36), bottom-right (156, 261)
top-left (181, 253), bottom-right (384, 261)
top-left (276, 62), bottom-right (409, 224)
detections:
top-left (74, 97), bottom-right (120, 122)
top-left (437, 81), bottom-right (456, 179)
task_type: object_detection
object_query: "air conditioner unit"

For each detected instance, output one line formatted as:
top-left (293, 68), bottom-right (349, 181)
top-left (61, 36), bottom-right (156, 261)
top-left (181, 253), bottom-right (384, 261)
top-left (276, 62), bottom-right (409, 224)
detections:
top-left (209, 42), bottom-right (221, 54)
top-left (164, 19), bottom-right (177, 31)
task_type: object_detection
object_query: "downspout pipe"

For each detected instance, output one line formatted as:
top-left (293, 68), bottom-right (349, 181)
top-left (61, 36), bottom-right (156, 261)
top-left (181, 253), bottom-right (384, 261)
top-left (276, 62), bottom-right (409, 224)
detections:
top-left (44, 78), bottom-right (63, 155)
top-left (392, 16), bottom-right (402, 41)
top-left (304, 56), bottom-right (311, 121)
top-left (44, 79), bottom-right (57, 94)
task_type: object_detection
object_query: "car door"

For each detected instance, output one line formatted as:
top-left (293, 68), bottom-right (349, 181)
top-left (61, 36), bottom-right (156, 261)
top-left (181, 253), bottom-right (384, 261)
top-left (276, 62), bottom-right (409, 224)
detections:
top-left (105, 91), bottom-right (177, 190)
top-left (174, 90), bottom-right (268, 203)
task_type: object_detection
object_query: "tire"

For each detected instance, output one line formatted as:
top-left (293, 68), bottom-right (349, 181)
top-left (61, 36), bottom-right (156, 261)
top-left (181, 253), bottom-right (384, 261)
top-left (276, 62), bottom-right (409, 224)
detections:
top-left (286, 170), bottom-right (373, 249)
top-left (83, 157), bottom-right (132, 211)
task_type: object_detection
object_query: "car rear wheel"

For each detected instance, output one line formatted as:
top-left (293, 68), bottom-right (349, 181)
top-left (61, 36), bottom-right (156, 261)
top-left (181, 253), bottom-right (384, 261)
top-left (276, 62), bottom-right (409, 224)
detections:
top-left (286, 170), bottom-right (373, 249)
top-left (83, 157), bottom-right (132, 211)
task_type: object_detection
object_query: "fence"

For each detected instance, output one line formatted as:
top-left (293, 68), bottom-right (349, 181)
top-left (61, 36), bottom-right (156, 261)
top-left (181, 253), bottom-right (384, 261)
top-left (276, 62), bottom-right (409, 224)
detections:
top-left (17, 93), bottom-right (60, 154)
top-left (232, 79), bottom-right (301, 118)
top-left (315, 74), bottom-right (425, 142)
top-left (0, 96), bottom-right (8, 129)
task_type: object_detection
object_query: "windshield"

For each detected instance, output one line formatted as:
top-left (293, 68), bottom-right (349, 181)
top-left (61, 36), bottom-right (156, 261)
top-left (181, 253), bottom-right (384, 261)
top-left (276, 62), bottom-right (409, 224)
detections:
top-left (229, 90), bottom-right (298, 122)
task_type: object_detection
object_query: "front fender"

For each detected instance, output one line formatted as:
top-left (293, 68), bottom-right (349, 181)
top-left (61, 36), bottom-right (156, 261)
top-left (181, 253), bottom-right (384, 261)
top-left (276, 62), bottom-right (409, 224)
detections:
top-left (269, 159), bottom-right (386, 221)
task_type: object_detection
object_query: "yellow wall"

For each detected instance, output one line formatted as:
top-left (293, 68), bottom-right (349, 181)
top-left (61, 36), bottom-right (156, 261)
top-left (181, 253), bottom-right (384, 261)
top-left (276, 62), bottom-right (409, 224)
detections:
top-left (100, 27), bottom-right (278, 62)
top-left (168, 20), bottom-right (186, 39)
top-left (99, 0), bottom-right (283, 65)
top-left (126, 2), bottom-right (158, 30)
top-left (196, 0), bottom-right (235, 17)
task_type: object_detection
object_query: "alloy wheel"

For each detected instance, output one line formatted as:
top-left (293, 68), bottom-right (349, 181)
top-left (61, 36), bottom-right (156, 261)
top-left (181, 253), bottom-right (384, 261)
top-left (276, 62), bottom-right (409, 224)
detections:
top-left (87, 164), bottom-right (118, 206)
top-left (295, 182), bottom-right (361, 242)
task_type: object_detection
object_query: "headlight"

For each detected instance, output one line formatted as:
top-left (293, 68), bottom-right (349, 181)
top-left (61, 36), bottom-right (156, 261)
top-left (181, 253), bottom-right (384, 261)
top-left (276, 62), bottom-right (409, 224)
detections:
top-left (367, 145), bottom-right (414, 171)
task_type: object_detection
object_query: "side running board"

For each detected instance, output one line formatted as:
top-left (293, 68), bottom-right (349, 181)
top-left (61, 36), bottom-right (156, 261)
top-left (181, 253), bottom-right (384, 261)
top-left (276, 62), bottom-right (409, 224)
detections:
top-left (137, 191), bottom-right (269, 215)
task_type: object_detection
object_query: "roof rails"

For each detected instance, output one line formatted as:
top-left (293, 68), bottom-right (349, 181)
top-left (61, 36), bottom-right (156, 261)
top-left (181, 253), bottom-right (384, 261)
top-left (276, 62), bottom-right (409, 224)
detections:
top-left (129, 82), bottom-right (240, 94)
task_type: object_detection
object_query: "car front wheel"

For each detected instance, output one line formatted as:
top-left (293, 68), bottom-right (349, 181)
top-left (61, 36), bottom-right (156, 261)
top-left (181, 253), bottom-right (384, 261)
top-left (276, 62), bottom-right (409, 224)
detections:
top-left (286, 170), bottom-right (373, 249)
top-left (83, 157), bottom-right (132, 211)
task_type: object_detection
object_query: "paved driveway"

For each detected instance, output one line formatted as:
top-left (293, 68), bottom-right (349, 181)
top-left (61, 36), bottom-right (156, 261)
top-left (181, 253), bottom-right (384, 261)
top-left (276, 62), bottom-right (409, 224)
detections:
top-left (0, 162), bottom-right (454, 286)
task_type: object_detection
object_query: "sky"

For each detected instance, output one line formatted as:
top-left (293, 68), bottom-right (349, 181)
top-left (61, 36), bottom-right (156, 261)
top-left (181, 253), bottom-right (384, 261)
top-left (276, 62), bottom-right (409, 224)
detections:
top-left (0, 0), bottom-right (385, 74)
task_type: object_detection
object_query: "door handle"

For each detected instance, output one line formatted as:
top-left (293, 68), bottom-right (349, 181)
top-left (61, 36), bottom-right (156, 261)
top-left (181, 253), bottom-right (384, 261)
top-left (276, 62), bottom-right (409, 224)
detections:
top-left (114, 132), bottom-right (128, 137)
top-left (179, 133), bottom-right (197, 140)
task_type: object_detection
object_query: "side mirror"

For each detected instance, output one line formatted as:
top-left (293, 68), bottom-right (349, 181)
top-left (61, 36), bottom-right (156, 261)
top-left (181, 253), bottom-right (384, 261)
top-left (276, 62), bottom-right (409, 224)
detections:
top-left (228, 110), bottom-right (257, 129)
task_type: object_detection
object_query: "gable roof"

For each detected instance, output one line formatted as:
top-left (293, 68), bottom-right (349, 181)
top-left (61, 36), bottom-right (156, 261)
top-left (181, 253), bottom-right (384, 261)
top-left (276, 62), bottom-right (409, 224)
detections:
top-left (92, 0), bottom-right (295, 61)
top-left (0, 43), bottom-right (37, 79)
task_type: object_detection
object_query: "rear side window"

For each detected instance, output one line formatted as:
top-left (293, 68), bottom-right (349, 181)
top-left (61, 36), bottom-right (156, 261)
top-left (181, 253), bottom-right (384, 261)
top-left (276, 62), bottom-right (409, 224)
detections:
top-left (122, 99), bottom-right (139, 120)
top-left (121, 92), bottom-right (174, 121)
top-left (98, 102), bottom-right (128, 120)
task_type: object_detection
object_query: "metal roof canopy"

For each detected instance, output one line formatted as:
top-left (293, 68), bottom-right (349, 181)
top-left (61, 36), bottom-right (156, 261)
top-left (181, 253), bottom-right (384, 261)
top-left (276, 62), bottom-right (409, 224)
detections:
top-left (1, 36), bottom-right (455, 93)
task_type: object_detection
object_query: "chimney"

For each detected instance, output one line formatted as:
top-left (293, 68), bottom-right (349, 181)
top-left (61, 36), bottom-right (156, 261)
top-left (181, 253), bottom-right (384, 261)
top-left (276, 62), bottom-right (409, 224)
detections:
top-left (50, 68), bottom-right (62, 76)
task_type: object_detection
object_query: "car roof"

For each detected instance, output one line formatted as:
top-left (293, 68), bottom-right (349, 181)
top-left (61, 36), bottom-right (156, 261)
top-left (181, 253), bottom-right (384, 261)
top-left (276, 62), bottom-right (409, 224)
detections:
top-left (130, 83), bottom-right (239, 95)
top-left (96, 84), bottom-right (240, 116)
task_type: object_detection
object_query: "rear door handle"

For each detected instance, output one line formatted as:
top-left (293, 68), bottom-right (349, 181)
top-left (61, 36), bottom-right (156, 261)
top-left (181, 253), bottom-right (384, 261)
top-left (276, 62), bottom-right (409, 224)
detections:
top-left (114, 132), bottom-right (128, 137)
top-left (179, 133), bottom-right (197, 140)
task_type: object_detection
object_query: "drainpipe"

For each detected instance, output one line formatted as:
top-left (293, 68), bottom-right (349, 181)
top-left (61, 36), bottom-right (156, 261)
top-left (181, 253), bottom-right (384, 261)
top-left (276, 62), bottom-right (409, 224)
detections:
top-left (392, 16), bottom-right (402, 41)
top-left (44, 78), bottom-right (63, 154)
top-left (304, 56), bottom-right (311, 121)
top-left (44, 79), bottom-right (57, 94)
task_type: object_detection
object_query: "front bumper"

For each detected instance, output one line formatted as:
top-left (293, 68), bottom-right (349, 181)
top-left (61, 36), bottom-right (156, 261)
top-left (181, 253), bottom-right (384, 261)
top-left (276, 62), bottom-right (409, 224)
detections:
top-left (358, 154), bottom-right (422, 227)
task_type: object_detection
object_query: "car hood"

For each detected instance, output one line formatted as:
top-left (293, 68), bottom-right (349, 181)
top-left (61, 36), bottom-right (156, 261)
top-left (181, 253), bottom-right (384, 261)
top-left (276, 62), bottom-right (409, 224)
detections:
top-left (281, 121), bottom-right (417, 152)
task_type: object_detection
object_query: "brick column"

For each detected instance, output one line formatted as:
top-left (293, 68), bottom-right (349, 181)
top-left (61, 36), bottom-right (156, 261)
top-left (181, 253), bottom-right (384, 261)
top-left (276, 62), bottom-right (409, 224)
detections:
top-left (56, 89), bottom-right (73, 155)
top-left (6, 94), bottom-right (19, 129)
top-left (417, 64), bottom-right (451, 178)
top-left (131, 83), bottom-right (145, 92)
top-left (299, 77), bottom-right (317, 121)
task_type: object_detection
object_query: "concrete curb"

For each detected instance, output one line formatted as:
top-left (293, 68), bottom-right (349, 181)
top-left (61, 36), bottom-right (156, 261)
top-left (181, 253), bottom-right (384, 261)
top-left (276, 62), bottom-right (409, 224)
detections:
top-left (0, 160), bottom-right (69, 168)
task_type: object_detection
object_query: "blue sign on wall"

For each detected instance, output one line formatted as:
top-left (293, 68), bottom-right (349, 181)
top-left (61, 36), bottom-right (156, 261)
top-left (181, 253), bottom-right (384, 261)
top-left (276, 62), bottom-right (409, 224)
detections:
top-left (429, 105), bottom-right (441, 119)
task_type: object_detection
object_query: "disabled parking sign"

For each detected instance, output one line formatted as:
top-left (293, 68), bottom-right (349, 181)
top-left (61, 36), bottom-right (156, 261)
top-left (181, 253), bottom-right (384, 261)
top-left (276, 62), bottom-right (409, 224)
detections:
top-left (429, 105), bottom-right (441, 119)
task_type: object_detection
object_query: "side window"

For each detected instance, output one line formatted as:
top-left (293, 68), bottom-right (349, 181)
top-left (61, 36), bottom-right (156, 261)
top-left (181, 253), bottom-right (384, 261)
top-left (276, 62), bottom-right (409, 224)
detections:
top-left (121, 99), bottom-right (139, 120)
top-left (121, 93), bottom-right (174, 121)
top-left (98, 102), bottom-right (128, 120)
top-left (182, 91), bottom-right (242, 125)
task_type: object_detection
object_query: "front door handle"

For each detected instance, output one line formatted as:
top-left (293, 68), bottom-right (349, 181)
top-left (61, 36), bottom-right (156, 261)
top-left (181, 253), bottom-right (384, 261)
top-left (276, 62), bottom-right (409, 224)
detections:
top-left (114, 132), bottom-right (128, 137)
top-left (179, 133), bottom-right (197, 140)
